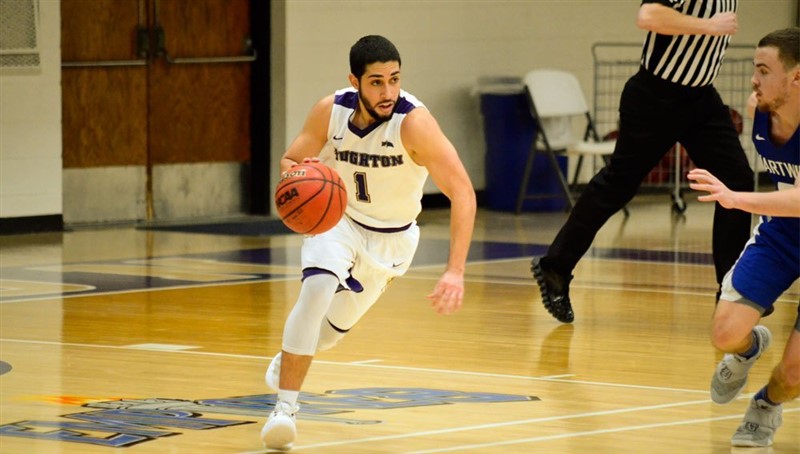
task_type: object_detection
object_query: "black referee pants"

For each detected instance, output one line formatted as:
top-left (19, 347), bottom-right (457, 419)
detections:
top-left (544, 68), bottom-right (754, 285)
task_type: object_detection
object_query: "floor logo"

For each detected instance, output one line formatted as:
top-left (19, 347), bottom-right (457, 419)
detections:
top-left (0, 388), bottom-right (538, 447)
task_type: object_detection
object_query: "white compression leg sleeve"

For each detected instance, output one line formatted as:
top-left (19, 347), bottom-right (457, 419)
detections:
top-left (316, 317), bottom-right (347, 352)
top-left (282, 273), bottom-right (340, 356)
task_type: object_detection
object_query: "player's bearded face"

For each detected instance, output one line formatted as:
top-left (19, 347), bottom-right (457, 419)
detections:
top-left (355, 61), bottom-right (401, 121)
top-left (762, 88), bottom-right (789, 112)
top-left (753, 77), bottom-right (791, 112)
top-left (359, 88), bottom-right (397, 121)
top-left (752, 47), bottom-right (796, 113)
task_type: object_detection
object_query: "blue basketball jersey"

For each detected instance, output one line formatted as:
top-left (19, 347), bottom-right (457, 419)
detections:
top-left (729, 109), bottom-right (799, 308)
top-left (752, 108), bottom-right (800, 189)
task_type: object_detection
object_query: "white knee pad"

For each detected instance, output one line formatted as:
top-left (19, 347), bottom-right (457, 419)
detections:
top-left (316, 289), bottom-right (373, 351)
top-left (316, 319), bottom-right (347, 352)
top-left (282, 273), bottom-right (339, 356)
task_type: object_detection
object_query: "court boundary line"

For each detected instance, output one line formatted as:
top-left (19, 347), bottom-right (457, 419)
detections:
top-left (239, 400), bottom-right (800, 453)
top-left (3, 335), bottom-right (797, 452)
top-left (408, 407), bottom-right (800, 453)
top-left (4, 340), bottom-right (798, 451)
top-left (0, 337), bottom-right (709, 395)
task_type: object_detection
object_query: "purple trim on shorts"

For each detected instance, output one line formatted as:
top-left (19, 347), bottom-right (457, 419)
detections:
top-left (351, 218), bottom-right (411, 233)
top-left (301, 267), bottom-right (364, 293)
top-left (301, 267), bottom-right (336, 280)
top-left (344, 276), bottom-right (364, 293)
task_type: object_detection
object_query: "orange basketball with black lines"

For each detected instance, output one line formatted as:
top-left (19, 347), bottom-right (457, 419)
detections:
top-left (274, 162), bottom-right (347, 235)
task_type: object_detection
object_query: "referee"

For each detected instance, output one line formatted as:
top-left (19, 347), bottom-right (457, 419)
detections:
top-left (532, 0), bottom-right (754, 323)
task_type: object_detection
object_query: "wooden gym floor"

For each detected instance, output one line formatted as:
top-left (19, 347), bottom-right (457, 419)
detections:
top-left (1, 196), bottom-right (798, 453)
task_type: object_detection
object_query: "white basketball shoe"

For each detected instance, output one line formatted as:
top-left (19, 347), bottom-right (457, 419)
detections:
top-left (261, 400), bottom-right (299, 451)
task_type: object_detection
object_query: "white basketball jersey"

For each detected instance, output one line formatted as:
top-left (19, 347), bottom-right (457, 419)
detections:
top-left (318, 88), bottom-right (429, 228)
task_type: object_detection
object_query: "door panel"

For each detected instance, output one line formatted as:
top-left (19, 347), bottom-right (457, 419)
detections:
top-left (150, 0), bottom-right (251, 164)
top-left (61, 0), bottom-right (142, 60)
top-left (61, 0), bottom-right (147, 168)
top-left (148, 63), bottom-right (250, 164)
top-left (61, 0), bottom-right (253, 218)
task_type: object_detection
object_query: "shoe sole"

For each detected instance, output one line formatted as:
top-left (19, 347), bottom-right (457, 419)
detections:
top-left (261, 416), bottom-right (296, 450)
top-left (731, 439), bottom-right (772, 448)
top-left (531, 257), bottom-right (574, 323)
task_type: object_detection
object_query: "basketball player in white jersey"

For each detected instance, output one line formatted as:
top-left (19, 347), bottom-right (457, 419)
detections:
top-left (688, 27), bottom-right (799, 447)
top-left (260, 35), bottom-right (476, 450)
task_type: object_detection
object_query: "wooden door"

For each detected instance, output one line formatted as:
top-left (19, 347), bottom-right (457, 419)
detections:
top-left (61, 0), bottom-right (148, 169)
top-left (149, 0), bottom-right (251, 165)
top-left (61, 0), bottom-right (252, 220)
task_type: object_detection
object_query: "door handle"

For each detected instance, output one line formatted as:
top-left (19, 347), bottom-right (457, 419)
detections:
top-left (62, 26), bottom-right (149, 68)
top-left (156, 26), bottom-right (256, 65)
top-left (165, 50), bottom-right (257, 65)
top-left (62, 59), bottom-right (147, 68)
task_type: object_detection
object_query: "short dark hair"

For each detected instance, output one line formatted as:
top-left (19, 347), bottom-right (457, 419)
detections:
top-left (349, 35), bottom-right (401, 80)
top-left (758, 27), bottom-right (800, 70)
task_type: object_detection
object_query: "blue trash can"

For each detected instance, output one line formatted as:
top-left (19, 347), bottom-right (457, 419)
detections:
top-left (478, 79), bottom-right (567, 212)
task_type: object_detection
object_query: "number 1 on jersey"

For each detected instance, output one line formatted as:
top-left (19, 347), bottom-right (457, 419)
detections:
top-left (353, 172), bottom-right (371, 202)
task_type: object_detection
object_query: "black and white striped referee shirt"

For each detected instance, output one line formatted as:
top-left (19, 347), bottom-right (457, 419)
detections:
top-left (640, 0), bottom-right (737, 87)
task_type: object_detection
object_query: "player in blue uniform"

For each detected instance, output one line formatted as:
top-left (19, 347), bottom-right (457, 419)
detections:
top-left (687, 27), bottom-right (799, 448)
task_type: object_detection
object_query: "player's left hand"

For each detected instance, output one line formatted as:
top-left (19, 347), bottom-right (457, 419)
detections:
top-left (281, 157), bottom-right (322, 179)
top-left (427, 270), bottom-right (464, 315)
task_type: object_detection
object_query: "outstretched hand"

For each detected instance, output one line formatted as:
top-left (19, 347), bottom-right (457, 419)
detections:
top-left (427, 270), bottom-right (464, 315)
top-left (687, 168), bottom-right (737, 209)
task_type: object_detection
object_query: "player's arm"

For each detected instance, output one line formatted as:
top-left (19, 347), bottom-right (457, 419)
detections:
top-left (687, 168), bottom-right (800, 217)
top-left (402, 108), bottom-right (476, 315)
top-left (637, 2), bottom-right (737, 36)
top-left (280, 95), bottom-right (334, 175)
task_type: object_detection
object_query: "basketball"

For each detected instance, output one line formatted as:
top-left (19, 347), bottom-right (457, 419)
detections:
top-left (274, 162), bottom-right (347, 235)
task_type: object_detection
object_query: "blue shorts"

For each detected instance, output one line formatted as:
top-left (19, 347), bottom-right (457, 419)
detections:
top-left (730, 216), bottom-right (799, 310)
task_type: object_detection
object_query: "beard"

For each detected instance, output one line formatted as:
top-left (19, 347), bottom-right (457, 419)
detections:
top-left (358, 88), bottom-right (396, 122)
top-left (754, 86), bottom-right (789, 113)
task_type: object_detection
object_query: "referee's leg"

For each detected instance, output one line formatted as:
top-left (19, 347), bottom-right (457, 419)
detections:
top-left (682, 94), bottom-right (754, 284)
top-left (546, 100), bottom-right (680, 272)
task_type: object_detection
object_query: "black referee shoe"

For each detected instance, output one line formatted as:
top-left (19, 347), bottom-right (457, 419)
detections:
top-left (532, 256), bottom-right (574, 323)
